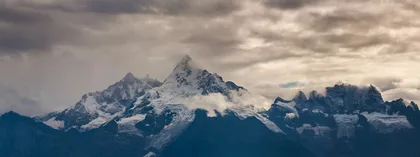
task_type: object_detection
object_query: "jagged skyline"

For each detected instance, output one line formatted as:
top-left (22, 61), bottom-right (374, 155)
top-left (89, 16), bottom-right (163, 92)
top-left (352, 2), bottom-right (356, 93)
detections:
top-left (1, 0), bottom-right (420, 115)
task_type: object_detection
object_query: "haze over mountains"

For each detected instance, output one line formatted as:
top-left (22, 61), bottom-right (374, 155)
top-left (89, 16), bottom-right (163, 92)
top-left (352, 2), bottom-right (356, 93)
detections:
top-left (1, 55), bottom-right (419, 157)
top-left (2, 0), bottom-right (420, 156)
top-left (2, 0), bottom-right (420, 117)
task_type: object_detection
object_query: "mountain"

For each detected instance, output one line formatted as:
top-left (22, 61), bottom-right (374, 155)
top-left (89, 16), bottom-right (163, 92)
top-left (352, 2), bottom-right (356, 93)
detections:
top-left (0, 111), bottom-right (315, 157)
top-left (30, 55), bottom-right (292, 155)
top-left (160, 110), bottom-right (315, 157)
top-left (1, 55), bottom-right (317, 157)
top-left (3, 55), bottom-right (420, 157)
top-left (115, 55), bottom-right (281, 149)
top-left (0, 111), bottom-right (150, 157)
top-left (0, 111), bottom-right (65, 157)
top-left (37, 73), bottom-right (161, 130)
top-left (265, 84), bottom-right (420, 157)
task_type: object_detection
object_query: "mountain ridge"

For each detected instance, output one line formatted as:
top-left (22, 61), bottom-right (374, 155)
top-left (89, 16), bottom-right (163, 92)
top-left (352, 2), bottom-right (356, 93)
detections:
top-left (3, 55), bottom-right (419, 157)
top-left (37, 73), bottom-right (162, 130)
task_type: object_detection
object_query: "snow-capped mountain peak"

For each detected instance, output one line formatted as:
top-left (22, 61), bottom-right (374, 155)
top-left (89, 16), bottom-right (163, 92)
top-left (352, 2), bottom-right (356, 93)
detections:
top-left (159, 55), bottom-right (243, 97)
top-left (122, 72), bottom-right (136, 82)
top-left (129, 56), bottom-right (246, 115)
top-left (172, 55), bottom-right (193, 72)
top-left (39, 73), bottom-right (161, 131)
top-left (163, 55), bottom-right (202, 88)
top-left (409, 101), bottom-right (419, 111)
top-left (116, 56), bottom-right (280, 149)
top-left (100, 73), bottom-right (162, 103)
top-left (39, 55), bottom-right (282, 151)
top-left (293, 91), bottom-right (307, 102)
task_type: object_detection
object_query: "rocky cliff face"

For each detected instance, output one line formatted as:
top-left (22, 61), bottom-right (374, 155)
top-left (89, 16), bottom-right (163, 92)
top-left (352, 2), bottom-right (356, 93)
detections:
top-left (6, 56), bottom-right (420, 157)
top-left (31, 55), bottom-right (287, 156)
top-left (265, 84), bottom-right (420, 157)
top-left (37, 73), bottom-right (161, 130)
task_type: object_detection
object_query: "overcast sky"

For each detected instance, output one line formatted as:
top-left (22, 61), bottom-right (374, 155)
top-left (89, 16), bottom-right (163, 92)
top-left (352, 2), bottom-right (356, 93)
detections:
top-left (1, 0), bottom-right (420, 116)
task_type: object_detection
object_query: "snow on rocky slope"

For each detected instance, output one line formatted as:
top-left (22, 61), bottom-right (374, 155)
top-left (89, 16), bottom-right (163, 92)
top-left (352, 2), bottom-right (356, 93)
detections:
top-left (36, 55), bottom-right (418, 154)
top-left (38, 55), bottom-right (283, 145)
top-left (267, 84), bottom-right (416, 138)
top-left (38, 73), bottom-right (161, 130)
top-left (361, 112), bottom-right (413, 133)
top-left (115, 55), bottom-right (281, 149)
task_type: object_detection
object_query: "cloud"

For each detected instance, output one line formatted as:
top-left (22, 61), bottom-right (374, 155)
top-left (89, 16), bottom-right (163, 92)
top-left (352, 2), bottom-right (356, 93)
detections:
top-left (382, 88), bottom-right (420, 104)
top-left (0, 5), bottom-right (80, 55)
top-left (41, 0), bottom-right (241, 16)
top-left (264, 0), bottom-right (319, 9)
top-left (0, 6), bottom-right (50, 24)
top-left (0, 6), bottom-right (51, 53)
top-left (0, 85), bottom-right (43, 116)
top-left (182, 90), bottom-right (271, 116)
top-left (1, 0), bottom-right (420, 115)
top-left (362, 77), bottom-right (402, 92)
top-left (279, 81), bottom-right (307, 88)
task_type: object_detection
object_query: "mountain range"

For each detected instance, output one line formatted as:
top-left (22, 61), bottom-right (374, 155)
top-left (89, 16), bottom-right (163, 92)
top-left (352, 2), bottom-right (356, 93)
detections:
top-left (1, 55), bottom-right (420, 157)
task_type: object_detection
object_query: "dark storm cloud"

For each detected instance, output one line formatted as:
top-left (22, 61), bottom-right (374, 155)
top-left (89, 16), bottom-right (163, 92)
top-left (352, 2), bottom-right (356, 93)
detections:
top-left (299, 8), bottom-right (415, 55)
top-left (254, 33), bottom-right (393, 55)
top-left (83, 0), bottom-right (151, 14)
top-left (218, 48), bottom-right (308, 69)
top-left (1, 0), bottom-right (420, 116)
top-left (0, 0), bottom-right (240, 55)
top-left (182, 23), bottom-right (241, 58)
top-left (47, 0), bottom-right (240, 16)
top-left (321, 33), bottom-right (394, 52)
top-left (245, 4), bottom-right (410, 57)
top-left (0, 6), bottom-right (50, 53)
top-left (0, 7), bottom-right (50, 24)
top-left (305, 9), bottom-right (380, 32)
top-left (264, 0), bottom-right (319, 9)
top-left (401, 0), bottom-right (420, 13)
top-left (0, 6), bottom-right (77, 54)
